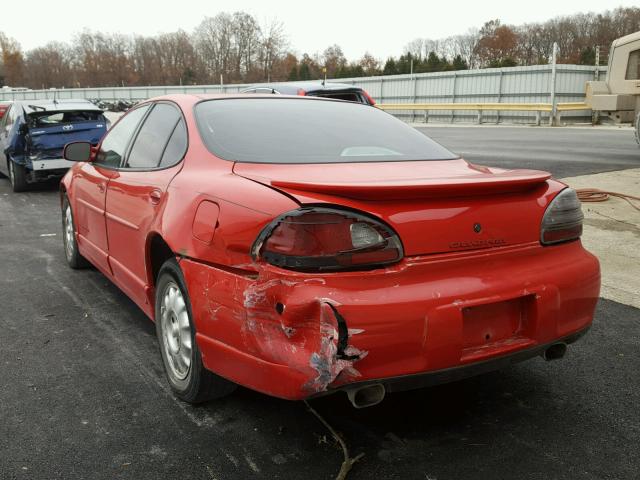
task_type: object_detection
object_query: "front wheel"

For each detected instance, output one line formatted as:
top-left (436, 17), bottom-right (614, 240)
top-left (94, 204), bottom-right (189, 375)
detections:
top-left (155, 258), bottom-right (236, 403)
top-left (8, 160), bottom-right (28, 192)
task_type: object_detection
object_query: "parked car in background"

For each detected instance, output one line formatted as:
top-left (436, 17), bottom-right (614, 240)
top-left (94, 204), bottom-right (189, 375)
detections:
top-left (60, 94), bottom-right (599, 408)
top-left (0, 99), bottom-right (107, 191)
top-left (241, 81), bottom-right (376, 105)
top-left (0, 101), bottom-right (11, 120)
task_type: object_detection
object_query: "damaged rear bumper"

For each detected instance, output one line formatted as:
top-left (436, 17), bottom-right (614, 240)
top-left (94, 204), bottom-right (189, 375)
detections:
top-left (180, 240), bottom-right (600, 401)
top-left (29, 158), bottom-right (75, 171)
top-left (319, 325), bottom-right (590, 398)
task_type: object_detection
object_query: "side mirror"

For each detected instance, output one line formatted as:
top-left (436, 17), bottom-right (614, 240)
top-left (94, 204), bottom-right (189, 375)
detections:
top-left (64, 141), bottom-right (93, 162)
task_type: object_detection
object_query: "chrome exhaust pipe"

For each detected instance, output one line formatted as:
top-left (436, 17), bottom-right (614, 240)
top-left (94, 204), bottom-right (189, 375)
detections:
top-left (345, 384), bottom-right (386, 408)
top-left (543, 342), bottom-right (567, 361)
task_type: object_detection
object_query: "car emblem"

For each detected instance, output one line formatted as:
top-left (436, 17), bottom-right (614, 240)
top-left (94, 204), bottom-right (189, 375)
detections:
top-left (63, 125), bottom-right (74, 131)
top-left (473, 223), bottom-right (482, 233)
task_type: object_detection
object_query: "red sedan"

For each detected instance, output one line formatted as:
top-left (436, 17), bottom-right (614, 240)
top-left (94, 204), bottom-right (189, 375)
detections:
top-left (0, 101), bottom-right (10, 120)
top-left (60, 95), bottom-right (600, 408)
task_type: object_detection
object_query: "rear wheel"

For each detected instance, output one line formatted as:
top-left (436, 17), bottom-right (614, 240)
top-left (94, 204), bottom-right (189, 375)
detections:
top-left (8, 160), bottom-right (28, 192)
top-left (61, 195), bottom-right (89, 269)
top-left (155, 258), bottom-right (236, 403)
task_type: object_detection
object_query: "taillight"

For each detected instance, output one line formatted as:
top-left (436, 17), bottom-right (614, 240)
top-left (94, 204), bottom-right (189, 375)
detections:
top-left (362, 90), bottom-right (376, 106)
top-left (252, 207), bottom-right (403, 271)
top-left (541, 188), bottom-right (584, 245)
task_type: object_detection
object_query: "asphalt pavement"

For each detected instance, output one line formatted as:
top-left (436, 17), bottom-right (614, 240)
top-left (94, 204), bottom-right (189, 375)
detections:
top-left (419, 125), bottom-right (640, 178)
top-left (1, 126), bottom-right (639, 480)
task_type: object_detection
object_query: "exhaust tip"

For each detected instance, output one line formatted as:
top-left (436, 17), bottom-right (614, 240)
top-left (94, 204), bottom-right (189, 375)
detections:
top-left (346, 384), bottom-right (386, 409)
top-left (543, 342), bottom-right (567, 361)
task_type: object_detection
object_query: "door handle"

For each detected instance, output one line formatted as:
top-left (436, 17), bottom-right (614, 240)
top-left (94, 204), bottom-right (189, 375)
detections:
top-left (97, 183), bottom-right (105, 193)
top-left (149, 189), bottom-right (162, 204)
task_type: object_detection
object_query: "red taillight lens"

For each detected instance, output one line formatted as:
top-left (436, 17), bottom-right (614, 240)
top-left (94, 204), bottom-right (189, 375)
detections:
top-left (252, 207), bottom-right (403, 271)
top-left (541, 188), bottom-right (584, 245)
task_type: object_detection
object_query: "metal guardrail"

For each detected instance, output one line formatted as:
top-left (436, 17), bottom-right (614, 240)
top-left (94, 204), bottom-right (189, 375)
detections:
top-left (377, 102), bottom-right (591, 125)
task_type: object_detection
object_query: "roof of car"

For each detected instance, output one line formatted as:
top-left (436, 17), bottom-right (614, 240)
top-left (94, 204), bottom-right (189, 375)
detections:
top-left (136, 93), bottom-right (369, 111)
top-left (242, 81), bottom-right (362, 94)
top-left (17, 99), bottom-right (103, 114)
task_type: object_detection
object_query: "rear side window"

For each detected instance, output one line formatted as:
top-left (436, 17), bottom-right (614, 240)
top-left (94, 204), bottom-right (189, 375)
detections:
top-left (626, 49), bottom-right (640, 80)
top-left (159, 119), bottom-right (187, 167)
top-left (95, 105), bottom-right (150, 168)
top-left (195, 98), bottom-right (458, 164)
top-left (127, 103), bottom-right (182, 169)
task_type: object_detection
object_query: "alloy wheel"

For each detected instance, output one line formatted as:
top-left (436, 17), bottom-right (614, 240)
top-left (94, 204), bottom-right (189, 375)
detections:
top-left (160, 281), bottom-right (192, 380)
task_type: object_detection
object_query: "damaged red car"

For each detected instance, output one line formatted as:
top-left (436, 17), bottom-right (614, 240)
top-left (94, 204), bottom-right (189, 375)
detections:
top-left (60, 95), bottom-right (600, 408)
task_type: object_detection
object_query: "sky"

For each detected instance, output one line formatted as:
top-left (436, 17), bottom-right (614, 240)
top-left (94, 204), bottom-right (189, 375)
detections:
top-left (2, 0), bottom-right (638, 60)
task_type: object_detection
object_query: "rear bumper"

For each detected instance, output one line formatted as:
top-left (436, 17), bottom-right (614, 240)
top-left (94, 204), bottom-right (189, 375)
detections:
top-left (182, 240), bottom-right (600, 401)
top-left (325, 325), bottom-right (590, 397)
top-left (29, 158), bottom-right (75, 171)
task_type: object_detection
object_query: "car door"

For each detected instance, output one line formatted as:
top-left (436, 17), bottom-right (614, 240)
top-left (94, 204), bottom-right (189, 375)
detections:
top-left (105, 102), bottom-right (187, 309)
top-left (72, 105), bottom-right (150, 274)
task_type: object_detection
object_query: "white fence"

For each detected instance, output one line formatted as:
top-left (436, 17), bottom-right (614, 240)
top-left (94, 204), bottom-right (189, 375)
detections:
top-left (1, 64), bottom-right (607, 124)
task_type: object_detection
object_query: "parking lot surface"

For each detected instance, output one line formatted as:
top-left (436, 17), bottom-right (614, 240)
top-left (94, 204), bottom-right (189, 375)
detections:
top-left (1, 126), bottom-right (639, 480)
top-left (419, 125), bottom-right (639, 178)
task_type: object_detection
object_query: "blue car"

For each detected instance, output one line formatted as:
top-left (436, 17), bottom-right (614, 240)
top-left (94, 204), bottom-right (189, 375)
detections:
top-left (0, 99), bottom-right (108, 192)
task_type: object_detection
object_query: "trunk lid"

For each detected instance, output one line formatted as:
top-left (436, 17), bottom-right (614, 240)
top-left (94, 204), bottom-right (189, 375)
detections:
top-left (28, 121), bottom-right (106, 159)
top-left (234, 159), bottom-right (561, 256)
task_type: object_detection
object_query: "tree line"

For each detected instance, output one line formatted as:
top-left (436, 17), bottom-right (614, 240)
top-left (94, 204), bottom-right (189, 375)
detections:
top-left (0, 6), bottom-right (639, 89)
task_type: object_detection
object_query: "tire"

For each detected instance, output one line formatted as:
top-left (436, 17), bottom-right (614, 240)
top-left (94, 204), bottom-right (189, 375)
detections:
top-left (61, 195), bottom-right (90, 269)
top-left (155, 258), bottom-right (236, 403)
top-left (8, 159), bottom-right (28, 192)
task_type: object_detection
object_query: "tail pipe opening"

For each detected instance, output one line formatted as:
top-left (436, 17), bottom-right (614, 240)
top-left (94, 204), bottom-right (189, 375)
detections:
top-left (345, 384), bottom-right (386, 408)
top-left (543, 342), bottom-right (567, 361)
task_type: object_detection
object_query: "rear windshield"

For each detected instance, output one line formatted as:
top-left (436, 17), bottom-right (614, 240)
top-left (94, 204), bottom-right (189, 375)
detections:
top-left (28, 110), bottom-right (104, 128)
top-left (195, 98), bottom-right (458, 164)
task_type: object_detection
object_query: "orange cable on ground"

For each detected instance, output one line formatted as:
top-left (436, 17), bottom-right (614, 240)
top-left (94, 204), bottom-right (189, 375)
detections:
top-left (576, 188), bottom-right (640, 212)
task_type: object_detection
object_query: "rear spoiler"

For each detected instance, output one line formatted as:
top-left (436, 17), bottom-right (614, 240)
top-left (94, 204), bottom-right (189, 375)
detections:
top-left (271, 169), bottom-right (551, 200)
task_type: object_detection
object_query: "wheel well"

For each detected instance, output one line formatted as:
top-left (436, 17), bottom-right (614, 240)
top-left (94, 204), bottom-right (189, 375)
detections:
top-left (148, 234), bottom-right (175, 285)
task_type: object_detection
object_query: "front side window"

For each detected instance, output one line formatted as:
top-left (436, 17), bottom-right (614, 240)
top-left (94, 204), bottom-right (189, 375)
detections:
top-left (626, 49), bottom-right (640, 80)
top-left (195, 98), bottom-right (458, 164)
top-left (95, 105), bottom-right (150, 168)
top-left (126, 103), bottom-right (182, 169)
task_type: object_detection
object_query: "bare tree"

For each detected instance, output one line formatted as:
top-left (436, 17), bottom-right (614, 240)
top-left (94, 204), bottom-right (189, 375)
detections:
top-left (0, 32), bottom-right (25, 86)
top-left (259, 19), bottom-right (287, 82)
top-left (25, 42), bottom-right (73, 88)
top-left (232, 12), bottom-right (261, 80)
top-left (194, 13), bottom-right (234, 83)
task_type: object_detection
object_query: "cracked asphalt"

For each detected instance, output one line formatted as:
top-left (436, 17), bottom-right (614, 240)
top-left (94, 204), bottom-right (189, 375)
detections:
top-left (1, 126), bottom-right (639, 480)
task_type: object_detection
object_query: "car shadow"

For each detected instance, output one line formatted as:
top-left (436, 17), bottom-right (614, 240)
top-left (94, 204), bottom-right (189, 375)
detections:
top-left (61, 261), bottom-right (628, 478)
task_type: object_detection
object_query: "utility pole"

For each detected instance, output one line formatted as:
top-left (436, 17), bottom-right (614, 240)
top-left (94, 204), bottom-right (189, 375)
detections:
top-left (550, 42), bottom-right (558, 126)
top-left (594, 46), bottom-right (600, 124)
